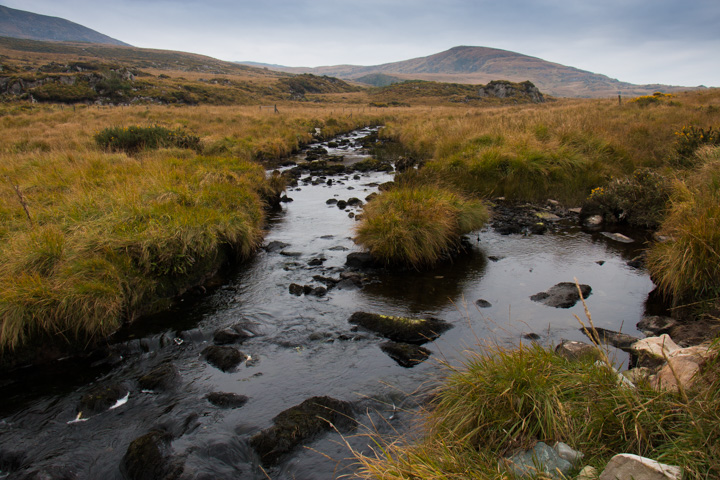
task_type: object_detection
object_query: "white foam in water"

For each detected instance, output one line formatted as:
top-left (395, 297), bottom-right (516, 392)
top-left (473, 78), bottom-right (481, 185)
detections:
top-left (109, 392), bottom-right (130, 410)
top-left (67, 412), bottom-right (88, 424)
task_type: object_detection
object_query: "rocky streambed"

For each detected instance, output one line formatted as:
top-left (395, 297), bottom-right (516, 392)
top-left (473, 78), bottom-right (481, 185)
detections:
top-left (0, 127), bottom-right (671, 479)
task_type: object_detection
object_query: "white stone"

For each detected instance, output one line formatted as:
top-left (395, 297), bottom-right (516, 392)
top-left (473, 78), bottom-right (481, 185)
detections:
top-left (631, 334), bottom-right (681, 360)
top-left (598, 453), bottom-right (682, 480)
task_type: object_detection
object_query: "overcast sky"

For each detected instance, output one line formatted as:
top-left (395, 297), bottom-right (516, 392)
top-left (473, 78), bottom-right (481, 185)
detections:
top-left (4, 0), bottom-right (719, 87)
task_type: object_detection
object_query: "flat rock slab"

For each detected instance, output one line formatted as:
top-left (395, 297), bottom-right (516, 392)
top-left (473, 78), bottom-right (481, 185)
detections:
top-left (599, 453), bottom-right (682, 480)
top-left (349, 311), bottom-right (452, 344)
top-left (380, 341), bottom-right (432, 368)
top-left (531, 282), bottom-right (592, 308)
top-left (249, 396), bottom-right (355, 466)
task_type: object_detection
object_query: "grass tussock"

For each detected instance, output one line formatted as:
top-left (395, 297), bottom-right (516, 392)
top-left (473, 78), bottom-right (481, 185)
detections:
top-left (355, 342), bottom-right (720, 479)
top-left (354, 185), bottom-right (488, 267)
top-left (647, 149), bottom-right (720, 305)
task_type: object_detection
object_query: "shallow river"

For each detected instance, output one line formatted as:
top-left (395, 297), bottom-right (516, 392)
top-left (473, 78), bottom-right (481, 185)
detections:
top-left (0, 128), bottom-right (663, 479)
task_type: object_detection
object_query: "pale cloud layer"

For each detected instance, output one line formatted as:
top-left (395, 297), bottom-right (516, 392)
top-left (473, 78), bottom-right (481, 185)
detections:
top-left (4, 0), bottom-right (719, 86)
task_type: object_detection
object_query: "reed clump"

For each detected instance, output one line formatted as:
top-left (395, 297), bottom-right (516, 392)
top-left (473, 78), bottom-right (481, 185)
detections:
top-left (354, 185), bottom-right (488, 267)
top-left (354, 342), bottom-right (720, 479)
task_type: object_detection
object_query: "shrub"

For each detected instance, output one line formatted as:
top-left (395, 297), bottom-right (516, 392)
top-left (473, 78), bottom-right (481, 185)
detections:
top-left (354, 185), bottom-right (488, 267)
top-left (586, 168), bottom-right (673, 228)
top-left (647, 157), bottom-right (720, 304)
top-left (674, 125), bottom-right (720, 165)
top-left (94, 125), bottom-right (201, 154)
top-left (629, 92), bottom-right (674, 107)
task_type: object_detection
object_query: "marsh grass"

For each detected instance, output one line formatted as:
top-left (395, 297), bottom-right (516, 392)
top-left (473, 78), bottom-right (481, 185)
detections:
top-left (647, 152), bottom-right (720, 305)
top-left (354, 340), bottom-right (720, 479)
top-left (354, 185), bottom-right (488, 267)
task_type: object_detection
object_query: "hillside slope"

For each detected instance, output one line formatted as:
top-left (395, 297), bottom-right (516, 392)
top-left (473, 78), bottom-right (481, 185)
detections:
top-left (0, 5), bottom-right (129, 46)
top-left (244, 46), bottom-right (696, 98)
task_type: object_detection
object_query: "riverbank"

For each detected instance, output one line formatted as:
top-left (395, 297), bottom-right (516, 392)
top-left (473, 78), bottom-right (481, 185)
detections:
top-left (0, 104), bottom-right (390, 367)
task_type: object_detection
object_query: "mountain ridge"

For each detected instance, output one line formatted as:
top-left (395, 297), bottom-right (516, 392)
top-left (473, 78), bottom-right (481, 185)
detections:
top-left (0, 5), bottom-right (129, 46)
top-left (239, 46), bottom-right (697, 98)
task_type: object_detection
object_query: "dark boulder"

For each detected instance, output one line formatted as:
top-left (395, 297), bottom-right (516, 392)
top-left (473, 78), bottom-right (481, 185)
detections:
top-left (288, 283), bottom-right (305, 296)
top-left (345, 252), bottom-right (377, 269)
top-left (349, 312), bottom-right (452, 344)
top-left (346, 197), bottom-right (363, 207)
top-left (206, 392), bottom-right (249, 409)
top-left (530, 282), bottom-right (592, 308)
top-left (138, 363), bottom-right (180, 392)
top-left (249, 396), bottom-right (355, 466)
top-left (202, 346), bottom-right (245, 372)
top-left (475, 299), bottom-right (492, 308)
top-left (380, 342), bottom-right (432, 368)
top-left (121, 430), bottom-right (183, 480)
top-left (336, 200), bottom-right (348, 209)
top-left (307, 257), bottom-right (326, 266)
top-left (637, 316), bottom-right (678, 337)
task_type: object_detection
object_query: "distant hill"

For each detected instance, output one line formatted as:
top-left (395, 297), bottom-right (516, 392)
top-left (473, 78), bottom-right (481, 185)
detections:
top-left (240, 46), bottom-right (697, 98)
top-left (0, 5), bottom-right (129, 46)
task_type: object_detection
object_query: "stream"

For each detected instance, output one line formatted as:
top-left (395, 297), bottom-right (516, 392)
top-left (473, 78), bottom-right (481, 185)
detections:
top-left (0, 127), bottom-right (664, 479)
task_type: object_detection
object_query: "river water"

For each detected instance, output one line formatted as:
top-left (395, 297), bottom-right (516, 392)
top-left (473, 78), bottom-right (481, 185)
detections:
top-left (0, 128), bottom-right (661, 479)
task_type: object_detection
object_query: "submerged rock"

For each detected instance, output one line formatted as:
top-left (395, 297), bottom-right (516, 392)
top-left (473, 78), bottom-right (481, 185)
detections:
top-left (475, 299), bottom-right (492, 308)
top-left (263, 241), bottom-right (290, 253)
top-left (77, 383), bottom-right (129, 415)
top-left (121, 430), bottom-right (183, 480)
top-left (530, 282), bottom-right (591, 308)
top-left (579, 327), bottom-right (639, 352)
top-left (138, 363), bottom-right (180, 392)
top-left (380, 342), bottom-right (432, 368)
top-left (202, 346), bottom-right (245, 372)
top-left (249, 396), bottom-right (355, 466)
top-left (213, 324), bottom-right (253, 345)
top-left (600, 231), bottom-right (634, 243)
top-left (206, 392), bottom-right (249, 409)
top-left (349, 311), bottom-right (452, 344)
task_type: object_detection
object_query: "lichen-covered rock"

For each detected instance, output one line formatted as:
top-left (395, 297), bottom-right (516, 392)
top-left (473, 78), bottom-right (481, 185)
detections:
top-left (249, 396), bottom-right (355, 466)
top-left (380, 341), bottom-right (432, 368)
top-left (531, 282), bottom-right (592, 308)
top-left (503, 441), bottom-right (572, 479)
top-left (349, 312), bottom-right (452, 344)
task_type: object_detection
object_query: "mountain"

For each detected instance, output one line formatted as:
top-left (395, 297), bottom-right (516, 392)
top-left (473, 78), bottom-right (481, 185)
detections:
top-left (0, 5), bottom-right (129, 46)
top-left (240, 46), bottom-right (694, 98)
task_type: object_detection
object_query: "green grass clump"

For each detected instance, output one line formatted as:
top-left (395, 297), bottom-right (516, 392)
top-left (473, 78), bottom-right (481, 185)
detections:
top-left (94, 125), bottom-right (201, 154)
top-left (355, 342), bottom-right (720, 479)
top-left (354, 185), bottom-right (488, 267)
top-left (647, 153), bottom-right (720, 305)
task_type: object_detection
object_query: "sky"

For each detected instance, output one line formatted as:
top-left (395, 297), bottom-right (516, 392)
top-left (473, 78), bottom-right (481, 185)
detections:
top-left (4, 0), bottom-right (719, 87)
